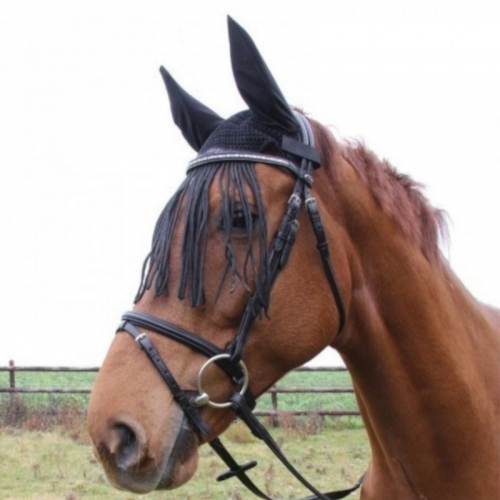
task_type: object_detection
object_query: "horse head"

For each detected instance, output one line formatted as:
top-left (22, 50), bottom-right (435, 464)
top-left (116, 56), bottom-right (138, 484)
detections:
top-left (88, 17), bottom-right (349, 493)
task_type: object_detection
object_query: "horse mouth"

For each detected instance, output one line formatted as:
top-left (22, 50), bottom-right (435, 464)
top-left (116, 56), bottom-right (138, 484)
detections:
top-left (157, 417), bottom-right (200, 489)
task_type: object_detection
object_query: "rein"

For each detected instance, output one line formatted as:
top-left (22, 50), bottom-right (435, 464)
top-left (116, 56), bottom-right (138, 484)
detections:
top-left (116, 113), bottom-right (363, 499)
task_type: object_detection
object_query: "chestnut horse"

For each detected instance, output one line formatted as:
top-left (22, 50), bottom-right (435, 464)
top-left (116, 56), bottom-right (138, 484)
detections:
top-left (88, 18), bottom-right (499, 499)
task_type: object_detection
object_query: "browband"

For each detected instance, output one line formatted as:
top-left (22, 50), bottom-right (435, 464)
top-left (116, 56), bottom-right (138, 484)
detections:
top-left (187, 151), bottom-right (308, 182)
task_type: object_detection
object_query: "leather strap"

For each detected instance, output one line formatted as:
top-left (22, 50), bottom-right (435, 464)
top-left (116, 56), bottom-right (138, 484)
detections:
top-left (228, 187), bottom-right (303, 363)
top-left (282, 136), bottom-right (321, 167)
top-left (304, 189), bottom-right (346, 333)
top-left (210, 432), bottom-right (363, 500)
top-left (228, 393), bottom-right (364, 500)
top-left (209, 438), bottom-right (272, 499)
top-left (121, 311), bottom-right (247, 384)
top-left (120, 321), bottom-right (211, 436)
top-left (187, 151), bottom-right (311, 183)
top-left (227, 114), bottom-right (346, 364)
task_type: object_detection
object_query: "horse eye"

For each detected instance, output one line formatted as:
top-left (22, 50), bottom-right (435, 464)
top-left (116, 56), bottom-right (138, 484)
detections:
top-left (232, 210), bottom-right (248, 229)
top-left (220, 210), bottom-right (258, 231)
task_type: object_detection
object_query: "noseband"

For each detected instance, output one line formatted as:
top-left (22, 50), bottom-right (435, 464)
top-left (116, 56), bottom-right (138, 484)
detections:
top-left (116, 114), bottom-right (363, 499)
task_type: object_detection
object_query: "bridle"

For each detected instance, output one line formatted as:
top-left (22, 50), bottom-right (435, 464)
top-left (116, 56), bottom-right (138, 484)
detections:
top-left (117, 113), bottom-right (363, 499)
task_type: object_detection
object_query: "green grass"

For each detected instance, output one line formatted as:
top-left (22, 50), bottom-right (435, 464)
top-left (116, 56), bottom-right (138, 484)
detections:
top-left (0, 371), bottom-right (97, 389)
top-left (0, 422), bottom-right (369, 500)
top-left (0, 371), bottom-right (96, 411)
top-left (256, 370), bottom-right (358, 414)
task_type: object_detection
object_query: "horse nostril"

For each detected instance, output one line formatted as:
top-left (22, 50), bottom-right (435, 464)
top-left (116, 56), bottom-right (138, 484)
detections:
top-left (108, 422), bottom-right (144, 471)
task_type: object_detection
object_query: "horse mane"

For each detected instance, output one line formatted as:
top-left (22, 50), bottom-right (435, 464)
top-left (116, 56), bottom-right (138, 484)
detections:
top-left (309, 118), bottom-right (448, 261)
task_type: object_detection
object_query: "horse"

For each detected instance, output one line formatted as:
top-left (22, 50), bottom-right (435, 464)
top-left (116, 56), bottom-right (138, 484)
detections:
top-left (87, 17), bottom-right (499, 499)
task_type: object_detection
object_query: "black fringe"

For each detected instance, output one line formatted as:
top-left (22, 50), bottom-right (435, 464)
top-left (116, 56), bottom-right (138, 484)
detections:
top-left (135, 161), bottom-right (271, 311)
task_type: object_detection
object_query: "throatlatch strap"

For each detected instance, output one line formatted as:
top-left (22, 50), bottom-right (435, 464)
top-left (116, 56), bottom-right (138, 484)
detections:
top-left (304, 189), bottom-right (346, 334)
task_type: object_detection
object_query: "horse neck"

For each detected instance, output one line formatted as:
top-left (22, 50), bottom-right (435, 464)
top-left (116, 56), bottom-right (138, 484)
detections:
top-left (322, 160), bottom-right (499, 497)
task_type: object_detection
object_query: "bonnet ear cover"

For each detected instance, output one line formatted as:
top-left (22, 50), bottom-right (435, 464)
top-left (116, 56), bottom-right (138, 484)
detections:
top-left (228, 16), bottom-right (298, 135)
top-left (160, 66), bottom-right (224, 151)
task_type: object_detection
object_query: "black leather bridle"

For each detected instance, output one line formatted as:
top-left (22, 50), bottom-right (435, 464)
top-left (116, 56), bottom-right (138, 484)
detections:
top-left (117, 114), bottom-right (363, 499)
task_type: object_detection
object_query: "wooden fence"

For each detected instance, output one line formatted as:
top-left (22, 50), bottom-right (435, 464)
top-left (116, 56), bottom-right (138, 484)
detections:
top-left (0, 360), bottom-right (359, 419)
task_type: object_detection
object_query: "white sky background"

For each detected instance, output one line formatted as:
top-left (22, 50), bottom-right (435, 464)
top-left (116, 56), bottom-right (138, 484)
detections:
top-left (0, 1), bottom-right (499, 367)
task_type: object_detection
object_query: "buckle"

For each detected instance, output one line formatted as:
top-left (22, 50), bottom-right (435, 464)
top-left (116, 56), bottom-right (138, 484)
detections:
top-left (135, 333), bottom-right (147, 344)
top-left (304, 174), bottom-right (314, 186)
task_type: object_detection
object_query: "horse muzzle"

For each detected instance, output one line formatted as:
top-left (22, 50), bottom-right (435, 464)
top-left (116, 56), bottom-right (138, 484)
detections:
top-left (91, 411), bottom-right (199, 492)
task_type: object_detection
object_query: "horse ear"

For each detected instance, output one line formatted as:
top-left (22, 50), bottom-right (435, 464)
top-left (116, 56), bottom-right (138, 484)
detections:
top-left (227, 16), bottom-right (298, 134)
top-left (159, 66), bottom-right (224, 151)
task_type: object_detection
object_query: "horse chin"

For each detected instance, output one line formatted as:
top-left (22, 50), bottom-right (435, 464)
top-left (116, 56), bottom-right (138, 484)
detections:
top-left (157, 419), bottom-right (200, 490)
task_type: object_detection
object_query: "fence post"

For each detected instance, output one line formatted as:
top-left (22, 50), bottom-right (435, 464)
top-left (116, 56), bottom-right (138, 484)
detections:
top-left (271, 388), bottom-right (279, 427)
top-left (9, 360), bottom-right (15, 390)
top-left (8, 360), bottom-right (16, 402)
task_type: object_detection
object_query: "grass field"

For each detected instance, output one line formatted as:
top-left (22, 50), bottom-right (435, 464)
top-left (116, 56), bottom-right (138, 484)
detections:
top-left (0, 369), bottom-right (368, 499)
top-left (0, 421), bottom-right (369, 500)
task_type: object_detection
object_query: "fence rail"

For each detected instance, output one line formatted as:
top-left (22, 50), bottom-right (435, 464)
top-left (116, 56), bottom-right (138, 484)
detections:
top-left (0, 360), bottom-right (359, 418)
